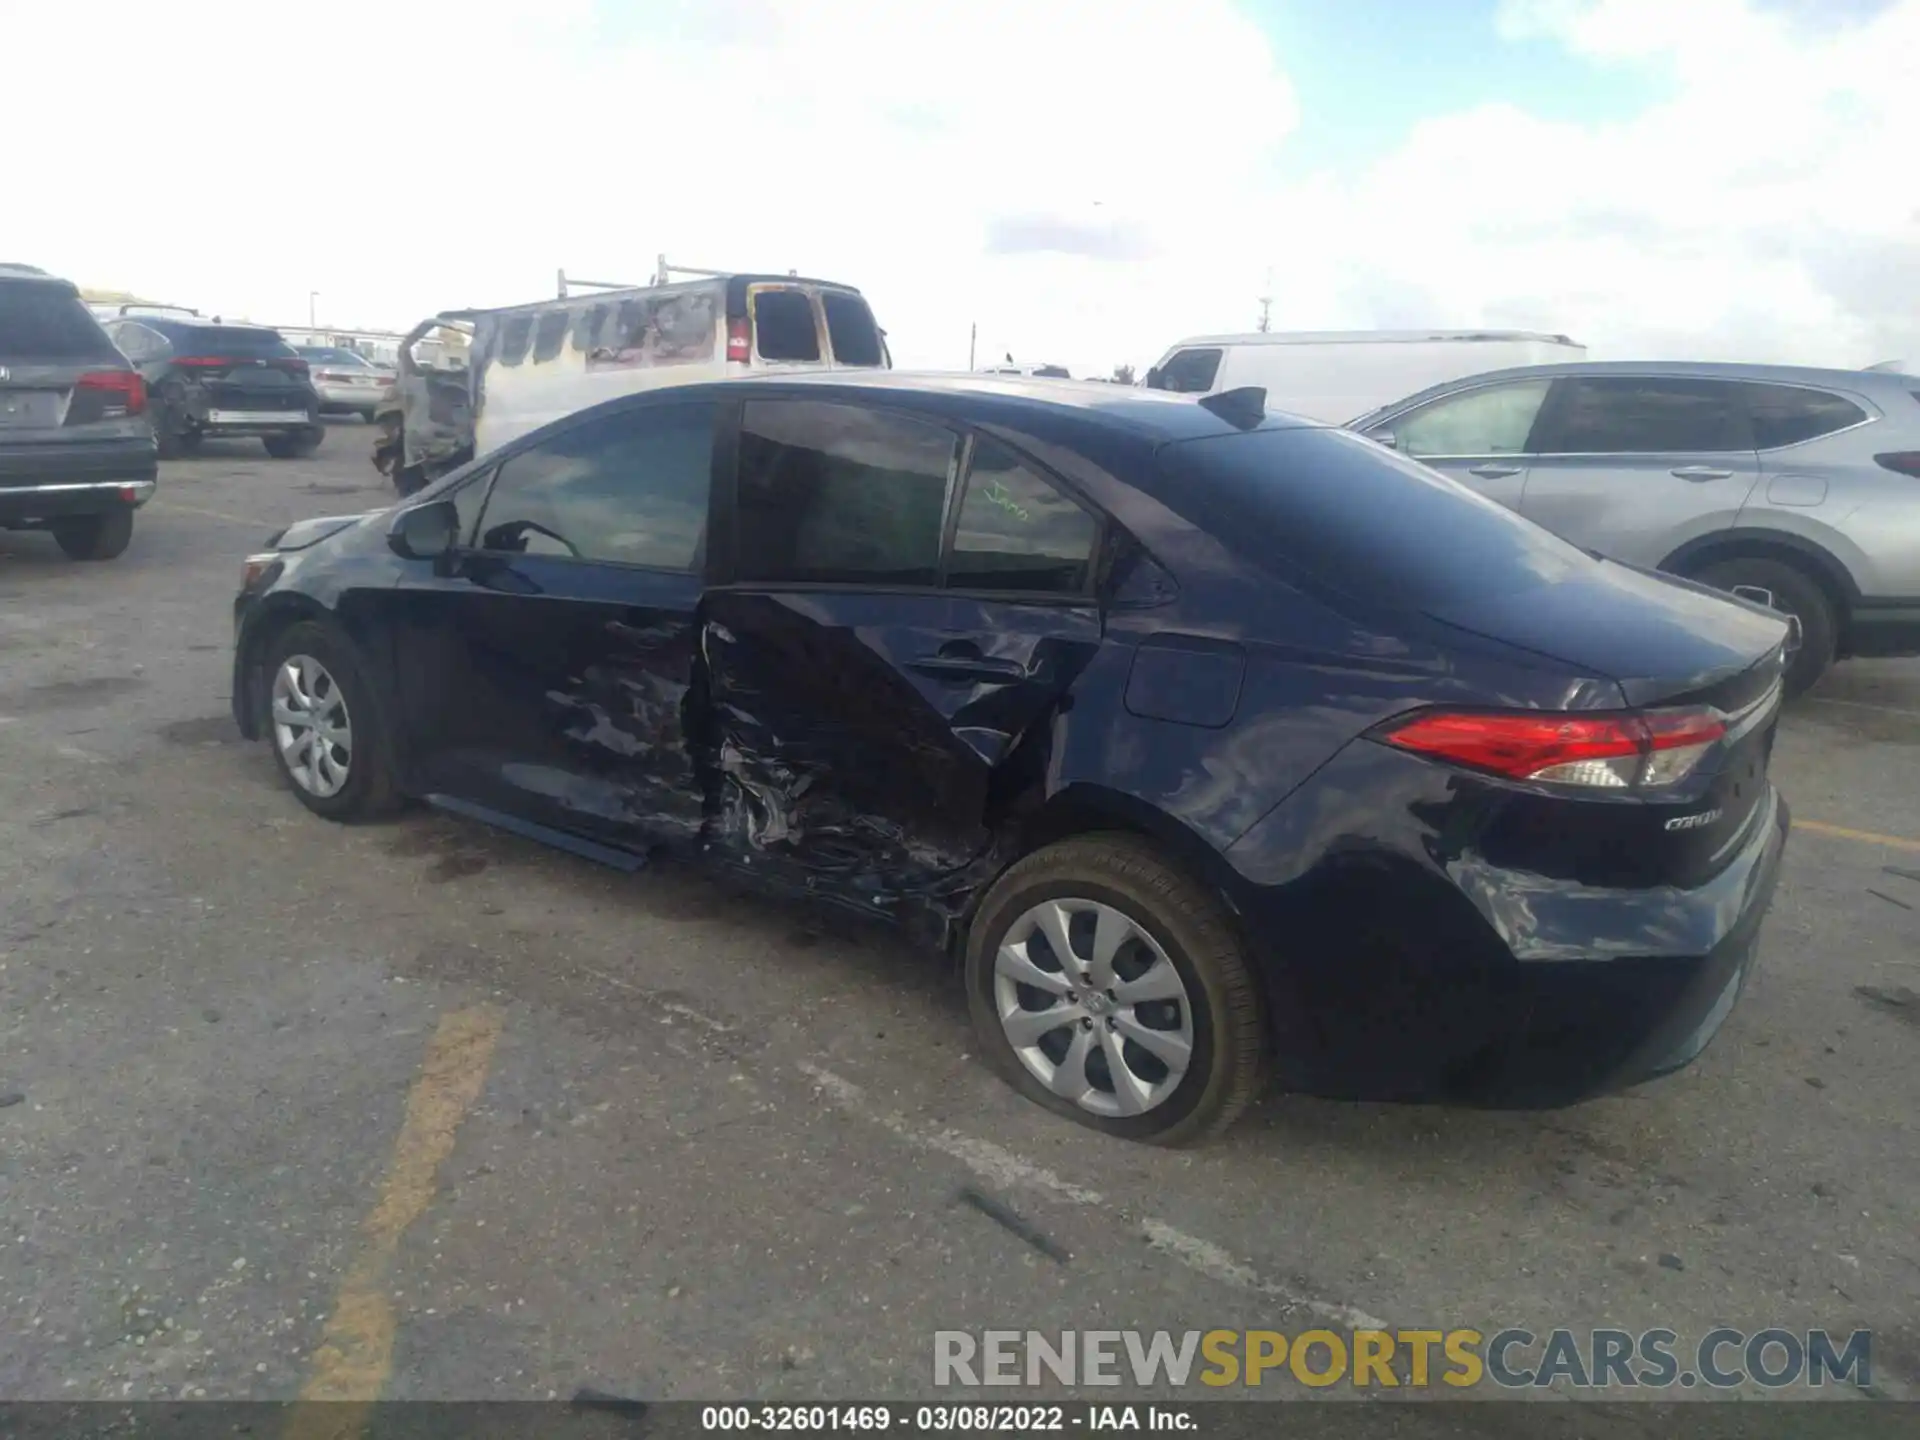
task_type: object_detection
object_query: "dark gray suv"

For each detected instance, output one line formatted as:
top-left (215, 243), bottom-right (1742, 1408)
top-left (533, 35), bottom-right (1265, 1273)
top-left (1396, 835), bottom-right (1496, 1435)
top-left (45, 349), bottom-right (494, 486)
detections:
top-left (1352, 361), bottom-right (1920, 694)
top-left (0, 265), bottom-right (157, 560)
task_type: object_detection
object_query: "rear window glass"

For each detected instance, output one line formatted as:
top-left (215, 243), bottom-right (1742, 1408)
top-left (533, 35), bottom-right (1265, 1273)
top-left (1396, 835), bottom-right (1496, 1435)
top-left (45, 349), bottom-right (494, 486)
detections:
top-left (822, 291), bottom-right (883, 367)
top-left (176, 326), bottom-right (297, 358)
top-left (753, 291), bottom-right (820, 362)
top-left (0, 284), bottom-right (119, 360)
top-left (1160, 426), bottom-right (1592, 609)
top-left (1745, 384), bottom-right (1867, 449)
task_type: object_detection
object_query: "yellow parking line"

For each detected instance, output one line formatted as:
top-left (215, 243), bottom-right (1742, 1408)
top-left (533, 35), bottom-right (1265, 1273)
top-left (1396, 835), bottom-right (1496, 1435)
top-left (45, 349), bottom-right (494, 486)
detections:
top-left (1798, 819), bottom-right (1920, 854)
top-left (151, 500), bottom-right (271, 528)
top-left (285, 1005), bottom-right (503, 1440)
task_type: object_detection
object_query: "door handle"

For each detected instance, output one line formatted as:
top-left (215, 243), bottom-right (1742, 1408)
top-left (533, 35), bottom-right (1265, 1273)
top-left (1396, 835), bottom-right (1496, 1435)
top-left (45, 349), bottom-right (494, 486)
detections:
top-left (1468, 463), bottom-right (1522, 479)
top-left (1671, 465), bottom-right (1733, 481)
top-left (907, 641), bottom-right (1030, 684)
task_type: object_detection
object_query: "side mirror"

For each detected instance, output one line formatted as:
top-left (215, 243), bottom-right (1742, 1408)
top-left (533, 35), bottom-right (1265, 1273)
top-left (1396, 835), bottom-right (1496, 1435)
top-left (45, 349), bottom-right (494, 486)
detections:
top-left (388, 498), bottom-right (459, 560)
top-left (1367, 428), bottom-right (1398, 450)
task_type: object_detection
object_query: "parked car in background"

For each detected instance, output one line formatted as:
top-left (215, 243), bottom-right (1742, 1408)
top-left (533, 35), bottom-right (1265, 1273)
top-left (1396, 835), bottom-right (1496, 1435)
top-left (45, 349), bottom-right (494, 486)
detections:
top-left (376, 273), bottom-right (890, 495)
top-left (232, 373), bottom-right (1789, 1143)
top-left (983, 362), bottom-right (1073, 379)
top-left (296, 346), bottom-right (395, 422)
top-left (105, 317), bottom-right (323, 459)
top-left (1350, 361), bottom-right (1920, 695)
top-left (0, 264), bottom-right (156, 560)
top-left (1145, 331), bottom-right (1586, 423)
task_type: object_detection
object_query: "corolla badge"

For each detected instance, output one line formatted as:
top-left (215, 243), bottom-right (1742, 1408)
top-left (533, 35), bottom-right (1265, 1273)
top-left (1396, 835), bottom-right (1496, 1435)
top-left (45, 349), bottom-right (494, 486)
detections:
top-left (1665, 809), bottom-right (1723, 832)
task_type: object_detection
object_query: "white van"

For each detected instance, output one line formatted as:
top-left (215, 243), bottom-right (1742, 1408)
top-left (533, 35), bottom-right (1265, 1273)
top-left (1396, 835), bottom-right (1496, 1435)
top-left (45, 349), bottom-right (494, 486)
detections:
top-left (1143, 330), bottom-right (1587, 424)
top-left (471, 273), bottom-right (889, 455)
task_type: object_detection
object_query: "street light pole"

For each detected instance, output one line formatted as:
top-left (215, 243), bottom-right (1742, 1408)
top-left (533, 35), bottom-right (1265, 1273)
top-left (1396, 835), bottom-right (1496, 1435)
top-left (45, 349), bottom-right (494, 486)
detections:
top-left (309, 291), bottom-right (319, 328)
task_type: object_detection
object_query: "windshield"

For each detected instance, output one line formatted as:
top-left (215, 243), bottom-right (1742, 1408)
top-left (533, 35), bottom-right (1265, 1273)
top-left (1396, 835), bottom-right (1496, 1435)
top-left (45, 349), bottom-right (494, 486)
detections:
top-left (176, 326), bottom-right (298, 358)
top-left (1159, 424), bottom-right (1593, 609)
top-left (0, 283), bottom-right (120, 361)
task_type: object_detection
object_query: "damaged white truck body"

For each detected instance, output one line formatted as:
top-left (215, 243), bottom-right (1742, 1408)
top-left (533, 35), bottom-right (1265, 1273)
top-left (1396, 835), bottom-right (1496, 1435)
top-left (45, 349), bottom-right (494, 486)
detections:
top-left (375, 273), bottom-right (890, 494)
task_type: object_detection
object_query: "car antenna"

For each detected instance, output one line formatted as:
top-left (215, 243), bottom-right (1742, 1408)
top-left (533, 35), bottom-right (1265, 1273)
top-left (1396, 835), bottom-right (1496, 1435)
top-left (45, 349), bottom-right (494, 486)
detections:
top-left (1198, 386), bottom-right (1266, 429)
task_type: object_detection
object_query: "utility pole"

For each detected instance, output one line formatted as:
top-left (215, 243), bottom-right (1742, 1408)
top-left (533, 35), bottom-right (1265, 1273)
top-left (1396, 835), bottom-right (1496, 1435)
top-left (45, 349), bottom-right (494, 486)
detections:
top-left (968, 323), bottom-right (977, 371)
top-left (1257, 268), bottom-right (1272, 333)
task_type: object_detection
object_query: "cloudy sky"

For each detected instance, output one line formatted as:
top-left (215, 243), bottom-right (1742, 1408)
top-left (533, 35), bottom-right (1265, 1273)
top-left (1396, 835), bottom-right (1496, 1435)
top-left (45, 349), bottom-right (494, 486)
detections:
top-left (11, 0), bottom-right (1916, 377)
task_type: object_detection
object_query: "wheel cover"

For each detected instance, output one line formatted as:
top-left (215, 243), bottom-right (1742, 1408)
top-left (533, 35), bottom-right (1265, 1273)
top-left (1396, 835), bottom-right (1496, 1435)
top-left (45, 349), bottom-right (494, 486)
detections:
top-left (271, 654), bottom-right (353, 798)
top-left (993, 898), bottom-right (1195, 1118)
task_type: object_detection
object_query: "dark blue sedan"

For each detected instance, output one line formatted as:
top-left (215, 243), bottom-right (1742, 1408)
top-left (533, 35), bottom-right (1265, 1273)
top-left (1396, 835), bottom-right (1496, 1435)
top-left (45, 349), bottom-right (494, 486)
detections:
top-left (231, 373), bottom-right (1792, 1143)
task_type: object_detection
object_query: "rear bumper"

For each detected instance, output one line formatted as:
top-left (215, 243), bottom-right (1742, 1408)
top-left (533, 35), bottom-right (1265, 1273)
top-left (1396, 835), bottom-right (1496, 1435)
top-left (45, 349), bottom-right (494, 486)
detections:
top-left (314, 385), bottom-right (383, 411)
top-left (0, 440), bottom-right (158, 522)
top-left (1455, 789), bottom-right (1787, 1105)
top-left (1224, 747), bottom-right (1791, 1107)
top-left (1845, 598), bottom-right (1920, 659)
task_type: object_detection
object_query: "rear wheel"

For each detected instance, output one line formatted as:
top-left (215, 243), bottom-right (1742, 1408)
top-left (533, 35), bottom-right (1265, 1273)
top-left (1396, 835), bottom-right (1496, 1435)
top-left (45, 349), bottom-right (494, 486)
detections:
top-left (259, 620), bottom-right (400, 821)
top-left (1695, 556), bottom-right (1836, 697)
top-left (964, 834), bottom-right (1267, 1145)
top-left (52, 508), bottom-right (134, 561)
top-left (264, 426), bottom-right (324, 459)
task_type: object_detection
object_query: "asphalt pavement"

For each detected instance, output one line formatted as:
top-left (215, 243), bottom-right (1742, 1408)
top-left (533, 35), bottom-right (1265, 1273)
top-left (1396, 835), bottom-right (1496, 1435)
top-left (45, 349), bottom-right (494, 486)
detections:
top-left (2, 422), bottom-right (1917, 1420)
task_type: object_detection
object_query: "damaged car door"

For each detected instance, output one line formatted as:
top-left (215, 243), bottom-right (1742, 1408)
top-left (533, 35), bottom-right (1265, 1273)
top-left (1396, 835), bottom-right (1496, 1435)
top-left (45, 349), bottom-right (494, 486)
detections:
top-left (388, 399), bottom-right (717, 849)
top-left (702, 397), bottom-right (1105, 915)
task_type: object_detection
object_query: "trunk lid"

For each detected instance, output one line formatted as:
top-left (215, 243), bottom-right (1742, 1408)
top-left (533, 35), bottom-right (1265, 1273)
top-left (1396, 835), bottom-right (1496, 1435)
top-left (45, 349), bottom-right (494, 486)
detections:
top-left (1423, 559), bottom-right (1791, 709)
top-left (1425, 562), bottom-right (1789, 886)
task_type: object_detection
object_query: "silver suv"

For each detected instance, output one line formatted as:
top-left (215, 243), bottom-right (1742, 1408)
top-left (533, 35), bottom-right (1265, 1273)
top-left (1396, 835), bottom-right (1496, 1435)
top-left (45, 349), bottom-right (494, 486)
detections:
top-left (1351, 362), bottom-right (1920, 694)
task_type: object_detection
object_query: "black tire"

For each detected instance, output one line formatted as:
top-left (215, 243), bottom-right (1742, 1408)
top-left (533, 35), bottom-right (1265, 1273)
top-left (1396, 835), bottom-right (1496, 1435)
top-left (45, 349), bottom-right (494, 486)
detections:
top-left (151, 401), bottom-right (186, 460)
top-left (1695, 556), bottom-right (1837, 697)
top-left (964, 834), bottom-right (1267, 1145)
top-left (52, 508), bottom-right (134, 561)
top-left (258, 620), bottom-right (402, 822)
top-left (264, 426), bottom-right (324, 459)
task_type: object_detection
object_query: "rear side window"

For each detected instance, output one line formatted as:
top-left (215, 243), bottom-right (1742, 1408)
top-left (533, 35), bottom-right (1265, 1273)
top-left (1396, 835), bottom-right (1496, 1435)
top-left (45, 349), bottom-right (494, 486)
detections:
top-left (1153, 348), bottom-right (1222, 393)
top-left (753, 291), bottom-right (821, 362)
top-left (0, 284), bottom-right (119, 360)
top-left (176, 326), bottom-right (298, 358)
top-left (475, 403), bottom-right (715, 569)
top-left (1746, 383), bottom-right (1867, 449)
top-left (822, 291), bottom-right (883, 367)
top-left (948, 440), bottom-right (1099, 595)
top-left (1542, 377), bottom-right (1745, 453)
top-left (735, 400), bottom-right (955, 585)
top-left (1160, 426), bottom-right (1591, 609)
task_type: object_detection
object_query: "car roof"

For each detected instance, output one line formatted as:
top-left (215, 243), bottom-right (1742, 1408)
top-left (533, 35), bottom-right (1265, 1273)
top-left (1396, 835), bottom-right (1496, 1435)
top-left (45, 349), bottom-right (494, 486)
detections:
top-left (1165, 330), bottom-right (1579, 349)
top-left (0, 264), bottom-right (79, 294)
top-left (1357, 357), bottom-right (1920, 425)
top-left (667, 369), bottom-right (1324, 443)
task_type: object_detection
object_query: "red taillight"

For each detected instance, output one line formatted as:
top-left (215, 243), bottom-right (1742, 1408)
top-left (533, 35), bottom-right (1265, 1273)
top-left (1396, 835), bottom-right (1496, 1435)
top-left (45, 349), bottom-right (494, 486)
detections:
top-left (726, 316), bottom-right (752, 364)
top-left (74, 369), bottom-right (147, 416)
top-left (1874, 452), bottom-right (1920, 478)
top-left (176, 355), bottom-right (228, 367)
top-left (278, 358), bottom-right (309, 374)
top-left (1380, 706), bottom-right (1727, 790)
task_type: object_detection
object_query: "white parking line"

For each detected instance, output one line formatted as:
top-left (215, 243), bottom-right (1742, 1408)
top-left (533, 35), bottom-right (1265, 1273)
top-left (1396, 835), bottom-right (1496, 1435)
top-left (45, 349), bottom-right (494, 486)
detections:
top-left (800, 1062), bottom-right (1385, 1331)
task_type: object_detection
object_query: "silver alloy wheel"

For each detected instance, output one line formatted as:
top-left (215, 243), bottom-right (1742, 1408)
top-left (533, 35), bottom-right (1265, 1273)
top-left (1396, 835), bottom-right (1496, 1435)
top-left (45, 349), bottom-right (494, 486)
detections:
top-left (993, 897), bottom-right (1195, 1117)
top-left (271, 654), bottom-right (353, 798)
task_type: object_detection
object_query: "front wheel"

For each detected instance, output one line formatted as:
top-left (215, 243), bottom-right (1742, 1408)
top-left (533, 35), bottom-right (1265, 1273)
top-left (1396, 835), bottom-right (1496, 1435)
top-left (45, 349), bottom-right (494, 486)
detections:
top-left (964, 834), bottom-right (1267, 1145)
top-left (52, 508), bottom-right (134, 561)
top-left (1696, 556), bottom-right (1836, 697)
top-left (264, 426), bottom-right (324, 459)
top-left (259, 621), bottom-right (401, 821)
